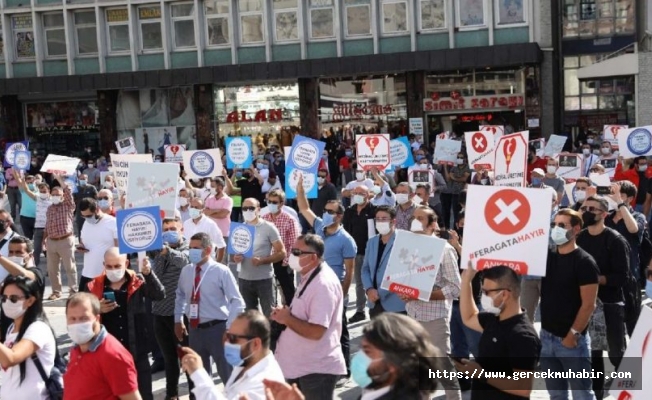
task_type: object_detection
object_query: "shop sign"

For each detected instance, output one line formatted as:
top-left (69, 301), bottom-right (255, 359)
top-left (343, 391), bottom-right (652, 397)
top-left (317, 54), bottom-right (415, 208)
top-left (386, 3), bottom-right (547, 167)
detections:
top-left (332, 103), bottom-right (394, 121)
top-left (423, 95), bottom-right (525, 112)
top-left (107, 9), bottom-right (129, 23)
top-left (139, 6), bottom-right (161, 19)
top-left (29, 125), bottom-right (100, 135)
top-left (460, 114), bottom-right (495, 123)
top-left (225, 109), bottom-right (283, 123)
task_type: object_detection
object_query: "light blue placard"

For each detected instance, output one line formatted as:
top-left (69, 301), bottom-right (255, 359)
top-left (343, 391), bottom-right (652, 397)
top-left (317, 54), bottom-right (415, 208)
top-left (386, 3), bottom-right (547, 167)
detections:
top-left (13, 150), bottom-right (31, 171)
top-left (390, 136), bottom-right (415, 169)
top-left (284, 135), bottom-right (326, 200)
top-left (226, 136), bottom-right (253, 169)
top-left (228, 222), bottom-right (255, 257)
top-left (116, 206), bottom-right (163, 254)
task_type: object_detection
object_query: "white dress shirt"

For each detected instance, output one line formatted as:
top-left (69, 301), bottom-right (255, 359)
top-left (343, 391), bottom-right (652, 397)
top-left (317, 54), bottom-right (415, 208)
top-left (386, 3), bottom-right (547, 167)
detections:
top-left (183, 214), bottom-right (226, 249)
top-left (190, 352), bottom-right (285, 400)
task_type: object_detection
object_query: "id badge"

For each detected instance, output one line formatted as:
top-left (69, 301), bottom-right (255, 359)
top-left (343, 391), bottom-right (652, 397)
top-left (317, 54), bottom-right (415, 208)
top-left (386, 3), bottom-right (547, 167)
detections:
top-left (189, 304), bottom-right (199, 319)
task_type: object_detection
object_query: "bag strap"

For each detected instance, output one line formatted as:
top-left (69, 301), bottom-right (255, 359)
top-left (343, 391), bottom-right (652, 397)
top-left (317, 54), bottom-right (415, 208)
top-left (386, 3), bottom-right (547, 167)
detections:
top-left (31, 353), bottom-right (49, 382)
top-left (297, 265), bottom-right (322, 299)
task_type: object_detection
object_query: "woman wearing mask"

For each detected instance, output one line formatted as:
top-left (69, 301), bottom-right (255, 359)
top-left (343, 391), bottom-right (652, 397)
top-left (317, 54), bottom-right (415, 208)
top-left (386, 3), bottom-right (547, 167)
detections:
top-left (0, 275), bottom-right (56, 400)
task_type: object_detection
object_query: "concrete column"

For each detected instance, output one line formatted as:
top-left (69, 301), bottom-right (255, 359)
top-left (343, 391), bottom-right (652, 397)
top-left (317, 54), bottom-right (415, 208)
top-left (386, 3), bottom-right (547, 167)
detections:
top-left (298, 77), bottom-right (319, 139)
top-left (194, 84), bottom-right (214, 149)
top-left (97, 90), bottom-right (118, 157)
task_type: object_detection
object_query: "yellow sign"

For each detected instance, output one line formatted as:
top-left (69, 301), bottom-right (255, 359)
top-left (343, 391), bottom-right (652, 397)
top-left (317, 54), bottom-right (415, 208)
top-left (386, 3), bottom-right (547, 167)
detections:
top-left (139, 7), bottom-right (161, 20)
top-left (107, 9), bottom-right (129, 23)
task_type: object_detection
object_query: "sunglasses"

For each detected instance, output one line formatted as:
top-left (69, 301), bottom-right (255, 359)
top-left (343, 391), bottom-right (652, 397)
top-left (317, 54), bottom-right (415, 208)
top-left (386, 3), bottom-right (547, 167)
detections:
top-left (1, 295), bottom-right (26, 304)
top-left (225, 332), bottom-right (255, 344)
top-left (291, 248), bottom-right (316, 257)
top-left (579, 206), bottom-right (605, 213)
top-left (551, 222), bottom-right (569, 229)
top-left (242, 206), bottom-right (257, 212)
top-left (324, 209), bottom-right (339, 215)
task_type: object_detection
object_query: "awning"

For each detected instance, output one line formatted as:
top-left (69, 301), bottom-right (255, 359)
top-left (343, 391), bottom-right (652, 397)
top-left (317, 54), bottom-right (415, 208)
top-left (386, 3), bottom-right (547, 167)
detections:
top-left (577, 53), bottom-right (638, 80)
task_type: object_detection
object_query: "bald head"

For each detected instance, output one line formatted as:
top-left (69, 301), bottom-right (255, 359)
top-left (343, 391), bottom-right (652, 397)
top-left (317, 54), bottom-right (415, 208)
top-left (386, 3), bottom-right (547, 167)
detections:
top-left (190, 198), bottom-right (205, 209)
top-left (98, 189), bottom-right (113, 200)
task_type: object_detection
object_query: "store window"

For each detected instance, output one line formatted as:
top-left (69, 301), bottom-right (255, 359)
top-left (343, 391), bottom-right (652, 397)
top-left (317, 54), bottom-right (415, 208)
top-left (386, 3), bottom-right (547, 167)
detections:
top-left (345, 0), bottom-right (372, 37)
top-left (563, 0), bottom-right (634, 38)
top-left (318, 75), bottom-right (407, 135)
top-left (381, 1), bottom-right (409, 35)
top-left (205, 0), bottom-right (230, 46)
top-left (273, 0), bottom-right (299, 42)
top-left (106, 8), bottom-right (130, 53)
top-left (494, 0), bottom-right (528, 27)
top-left (455, 0), bottom-right (487, 28)
top-left (139, 5), bottom-right (163, 51)
top-left (214, 83), bottom-right (300, 143)
top-left (171, 3), bottom-right (196, 49)
top-left (12, 15), bottom-right (35, 59)
top-left (309, 0), bottom-right (335, 39)
top-left (117, 87), bottom-right (198, 155)
top-left (419, 0), bottom-right (447, 31)
top-left (43, 13), bottom-right (66, 57)
top-left (75, 11), bottom-right (98, 55)
top-left (239, 0), bottom-right (265, 44)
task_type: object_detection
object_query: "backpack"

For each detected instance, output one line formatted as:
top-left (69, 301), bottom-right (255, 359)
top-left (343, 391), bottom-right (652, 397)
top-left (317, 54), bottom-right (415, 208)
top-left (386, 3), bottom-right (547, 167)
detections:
top-left (31, 339), bottom-right (67, 400)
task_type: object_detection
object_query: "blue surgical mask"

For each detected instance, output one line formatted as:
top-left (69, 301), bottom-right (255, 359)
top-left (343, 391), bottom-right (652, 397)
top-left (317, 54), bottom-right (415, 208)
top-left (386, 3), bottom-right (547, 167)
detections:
top-left (98, 199), bottom-right (111, 209)
top-left (256, 163), bottom-right (267, 170)
top-left (162, 230), bottom-right (180, 245)
top-left (345, 151), bottom-right (352, 157)
top-left (28, 184), bottom-right (35, 190)
top-left (189, 248), bottom-right (204, 264)
top-left (415, 155), bottom-right (424, 161)
top-left (531, 177), bottom-right (541, 186)
top-left (223, 341), bottom-right (254, 367)
top-left (322, 212), bottom-right (335, 227)
top-left (79, 180), bottom-right (87, 186)
top-left (267, 203), bottom-right (279, 214)
top-left (350, 351), bottom-right (381, 388)
top-left (646, 280), bottom-right (652, 299)
top-left (189, 208), bottom-right (202, 220)
top-left (235, 172), bottom-right (243, 178)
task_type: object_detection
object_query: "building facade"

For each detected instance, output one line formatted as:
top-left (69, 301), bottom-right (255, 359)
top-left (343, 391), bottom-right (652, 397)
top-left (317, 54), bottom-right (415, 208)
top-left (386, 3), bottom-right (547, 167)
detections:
top-left (0, 0), bottom-right (547, 157)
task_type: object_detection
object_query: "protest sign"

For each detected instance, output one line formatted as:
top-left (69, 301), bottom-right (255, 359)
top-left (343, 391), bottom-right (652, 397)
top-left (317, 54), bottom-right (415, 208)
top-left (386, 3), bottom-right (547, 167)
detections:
top-left (164, 144), bottom-right (185, 164)
top-left (461, 186), bottom-right (551, 276)
top-left (125, 162), bottom-right (179, 217)
top-left (228, 223), bottom-right (256, 258)
top-left (356, 134), bottom-right (391, 171)
top-left (4, 141), bottom-right (28, 167)
top-left (465, 130), bottom-right (495, 170)
top-left (618, 126), bottom-right (652, 159)
top-left (40, 154), bottom-right (81, 176)
top-left (115, 137), bottom-right (137, 155)
top-left (116, 206), bottom-right (163, 254)
top-left (555, 153), bottom-right (583, 182)
top-left (434, 139), bottom-right (462, 165)
top-left (182, 149), bottom-right (223, 179)
top-left (226, 137), bottom-right (253, 169)
top-left (564, 182), bottom-right (579, 206)
top-left (13, 151), bottom-right (31, 172)
top-left (437, 131), bottom-right (450, 140)
top-left (609, 306), bottom-right (650, 400)
top-left (389, 137), bottom-right (415, 169)
top-left (530, 138), bottom-right (545, 158)
top-left (407, 165), bottom-right (435, 194)
top-left (494, 131), bottom-right (529, 187)
top-left (479, 125), bottom-right (505, 142)
top-left (603, 125), bottom-right (627, 150)
top-left (543, 134), bottom-right (567, 157)
top-left (381, 230), bottom-right (446, 301)
top-left (409, 118), bottom-right (424, 135)
top-left (110, 153), bottom-right (153, 193)
top-left (285, 135), bottom-right (325, 200)
top-left (599, 157), bottom-right (617, 179)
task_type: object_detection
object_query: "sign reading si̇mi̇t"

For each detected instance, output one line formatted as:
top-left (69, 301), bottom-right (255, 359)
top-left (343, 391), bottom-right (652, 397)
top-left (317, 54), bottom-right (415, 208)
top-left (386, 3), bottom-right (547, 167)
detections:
top-left (424, 94), bottom-right (525, 112)
top-left (461, 186), bottom-right (551, 276)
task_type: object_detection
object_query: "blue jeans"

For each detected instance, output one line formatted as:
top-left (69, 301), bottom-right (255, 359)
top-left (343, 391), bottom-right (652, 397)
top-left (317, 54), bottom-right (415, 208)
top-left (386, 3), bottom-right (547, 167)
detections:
top-left (450, 301), bottom-right (481, 358)
top-left (539, 329), bottom-right (595, 400)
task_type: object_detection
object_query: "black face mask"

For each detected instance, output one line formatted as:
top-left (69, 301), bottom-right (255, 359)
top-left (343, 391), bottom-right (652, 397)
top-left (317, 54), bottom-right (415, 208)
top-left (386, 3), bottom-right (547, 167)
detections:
top-left (582, 212), bottom-right (599, 227)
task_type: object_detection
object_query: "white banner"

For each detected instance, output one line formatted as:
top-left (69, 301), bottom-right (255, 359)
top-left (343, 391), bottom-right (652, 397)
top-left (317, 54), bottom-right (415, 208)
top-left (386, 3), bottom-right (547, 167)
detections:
top-left (40, 154), bottom-right (81, 176)
top-left (115, 137), bottom-right (137, 155)
top-left (494, 131), bottom-right (529, 187)
top-left (164, 144), bottom-right (185, 164)
top-left (618, 126), bottom-right (652, 159)
top-left (543, 134), bottom-right (567, 157)
top-left (465, 130), bottom-right (495, 170)
top-left (126, 162), bottom-right (179, 216)
top-left (110, 153), bottom-right (153, 194)
top-left (603, 125), bottom-right (627, 150)
top-left (555, 153), bottom-right (583, 182)
top-left (434, 139), bottom-right (462, 165)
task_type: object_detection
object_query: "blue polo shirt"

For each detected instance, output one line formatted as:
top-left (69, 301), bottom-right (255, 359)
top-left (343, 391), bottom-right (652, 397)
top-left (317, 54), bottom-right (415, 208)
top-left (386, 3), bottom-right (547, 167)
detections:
top-left (314, 217), bottom-right (358, 280)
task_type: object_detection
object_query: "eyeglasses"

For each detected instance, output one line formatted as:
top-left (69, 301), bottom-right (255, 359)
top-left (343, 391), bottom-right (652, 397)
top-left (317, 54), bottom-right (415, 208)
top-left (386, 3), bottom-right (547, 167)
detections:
top-left (266, 200), bottom-right (279, 205)
top-left (98, 197), bottom-right (110, 201)
top-left (242, 206), bottom-right (257, 212)
top-left (225, 332), bottom-right (255, 344)
top-left (551, 222), bottom-right (569, 229)
top-left (1, 295), bottom-right (26, 304)
top-left (324, 209), bottom-right (339, 215)
top-left (291, 248), bottom-right (316, 256)
top-left (481, 288), bottom-right (509, 296)
top-left (579, 206), bottom-right (605, 213)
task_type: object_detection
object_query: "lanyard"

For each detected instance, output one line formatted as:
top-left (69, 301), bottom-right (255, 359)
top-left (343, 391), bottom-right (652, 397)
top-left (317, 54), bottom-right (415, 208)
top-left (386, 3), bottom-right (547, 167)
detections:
top-left (192, 265), bottom-right (212, 299)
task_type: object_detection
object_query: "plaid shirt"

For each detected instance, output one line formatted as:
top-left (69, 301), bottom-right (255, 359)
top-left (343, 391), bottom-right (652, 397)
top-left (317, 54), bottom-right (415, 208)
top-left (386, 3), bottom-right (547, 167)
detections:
top-left (395, 203), bottom-right (416, 231)
top-left (405, 243), bottom-right (461, 322)
top-left (263, 211), bottom-right (299, 265)
top-left (45, 186), bottom-right (76, 238)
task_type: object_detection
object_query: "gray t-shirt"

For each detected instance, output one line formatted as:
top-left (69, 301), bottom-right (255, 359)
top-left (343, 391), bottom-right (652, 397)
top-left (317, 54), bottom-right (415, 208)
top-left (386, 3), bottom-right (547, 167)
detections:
top-left (543, 175), bottom-right (565, 195)
top-left (239, 220), bottom-right (281, 281)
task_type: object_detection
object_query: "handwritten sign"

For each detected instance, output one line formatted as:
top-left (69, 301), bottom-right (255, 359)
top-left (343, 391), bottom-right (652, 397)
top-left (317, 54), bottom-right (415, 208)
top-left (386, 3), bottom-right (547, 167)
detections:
top-left (434, 139), bottom-right (462, 165)
top-left (226, 137), bottom-right (253, 169)
top-left (543, 134), bottom-right (567, 157)
top-left (40, 154), bottom-right (80, 176)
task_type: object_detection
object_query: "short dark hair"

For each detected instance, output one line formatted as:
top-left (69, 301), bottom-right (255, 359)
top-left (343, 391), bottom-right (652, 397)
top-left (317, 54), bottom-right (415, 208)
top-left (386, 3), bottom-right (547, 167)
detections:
top-left (325, 200), bottom-right (345, 214)
top-left (634, 156), bottom-right (647, 165)
top-left (37, 183), bottom-right (50, 191)
top-left (79, 197), bottom-right (98, 213)
top-left (212, 177), bottom-right (225, 187)
top-left (190, 232), bottom-right (212, 249)
top-left (618, 180), bottom-right (637, 199)
top-left (375, 205), bottom-right (396, 219)
top-left (162, 217), bottom-right (180, 224)
top-left (9, 236), bottom-right (34, 254)
top-left (556, 208), bottom-right (583, 228)
top-left (575, 177), bottom-right (591, 186)
top-left (66, 292), bottom-right (101, 316)
top-left (415, 183), bottom-right (431, 194)
top-left (415, 205), bottom-right (437, 225)
top-left (584, 195), bottom-right (609, 212)
top-left (482, 266), bottom-right (522, 297)
top-left (238, 310), bottom-right (271, 349)
top-left (297, 234), bottom-right (325, 258)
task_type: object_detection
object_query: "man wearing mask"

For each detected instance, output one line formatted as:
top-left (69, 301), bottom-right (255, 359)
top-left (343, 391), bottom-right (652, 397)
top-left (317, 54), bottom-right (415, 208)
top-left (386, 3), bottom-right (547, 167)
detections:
top-left (528, 168), bottom-right (548, 189)
top-left (571, 177), bottom-right (591, 211)
top-left (296, 177), bottom-right (357, 381)
top-left (178, 188), bottom-right (193, 223)
top-left (226, 167), bottom-right (265, 205)
top-left (540, 209), bottom-right (599, 398)
top-left (310, 168), bottom-right (338, 218)
top-left (204, 177), bottom-right (233, 263)
top-left (399, 206), bottom-right (462, 400)
top-left (361, 206), bottom-right (406, 318)
top-left (12, 171), bottom-right (37, 240)
top-left (457, 265), bottom-right (541, 400)
top-left (526, 145), bottom-right (548, 184)
top-left (273, 151), bottom-right (286, 188)
top-left (44, 175), bottom-right (78, 300)
top-left (233, 198), bottom-right (286, 317)
top-left (78, 198), bottom-right (118, 292)
top-left (82, 161), bottom-right (101, 188)
top-left (182, 310), bottom-right (284, 399)
top-left (395, 182), bottom-right (417, 231)
top-left (175, 232), bottom-right (246, 388)
top-left (87, 248), bottom-right (165, 400)
top-left (182, 198), bottom-right (226, 262)
top-left (63, 293), bottom-right (141, 400)
top-left (271, 235), bottom-right (347, 400)
top-left (543, 159), bottom-right (565, 205)
top-left (581, 143), bottom-right (600, 177)
top-left (341, 165), bottom-right (374, 200)
top-left (74, 173), bottom-right (98, 234)
top-left (599, 142), bottom-right (619, 178)
top-left (343, 185), bottom-right (377, 323)
top-left (369, 168), bottom-right (396, 207)
top-left (615, 156), bottom-right (652, 212)
top-left (97, 189), bottom-right (116, 217)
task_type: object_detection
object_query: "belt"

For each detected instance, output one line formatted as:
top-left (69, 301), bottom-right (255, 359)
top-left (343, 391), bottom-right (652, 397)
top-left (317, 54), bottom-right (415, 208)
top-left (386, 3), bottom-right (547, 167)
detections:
top-left (49, 233), bottom-right (72, 241)
top-left (196, 319), bottom-right (226, 329)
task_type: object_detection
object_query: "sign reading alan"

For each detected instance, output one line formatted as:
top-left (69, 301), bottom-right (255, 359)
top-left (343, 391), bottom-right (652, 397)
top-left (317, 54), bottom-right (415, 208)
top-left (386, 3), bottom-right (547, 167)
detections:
top-left (461, 186), bottom-right (551, 276)
top-left (424, 95), bottom-right (525, 112)
top-left (225, 109), bottom-right (284, 123)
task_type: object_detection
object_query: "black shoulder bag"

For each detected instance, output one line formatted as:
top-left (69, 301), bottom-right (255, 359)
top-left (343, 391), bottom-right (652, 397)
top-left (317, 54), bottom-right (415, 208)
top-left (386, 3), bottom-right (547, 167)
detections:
top-left (31, 345), bottom-right (66, 400)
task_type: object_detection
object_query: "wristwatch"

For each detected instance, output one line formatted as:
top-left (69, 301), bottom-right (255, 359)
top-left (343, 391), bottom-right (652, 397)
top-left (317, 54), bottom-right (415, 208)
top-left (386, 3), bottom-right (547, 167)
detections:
top-left (570, 328), bottom-right (581, 338)
top-left (617, 203), bottom-right (627, 208)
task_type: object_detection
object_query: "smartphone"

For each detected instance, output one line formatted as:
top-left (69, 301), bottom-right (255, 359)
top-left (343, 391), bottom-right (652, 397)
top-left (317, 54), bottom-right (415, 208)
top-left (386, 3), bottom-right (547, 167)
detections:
top-left (103, 291), bottom-right (116, 302)
top-left (447, 354), bottom-right (464, 363)
top-left (438, 230), bottom-right (450, 240)
top-left (176, 344), bottom-right (185, 361)
top-left (597, 186), bottom-right (612, 195)
top-left (76, 244), bottom-right (87, 250)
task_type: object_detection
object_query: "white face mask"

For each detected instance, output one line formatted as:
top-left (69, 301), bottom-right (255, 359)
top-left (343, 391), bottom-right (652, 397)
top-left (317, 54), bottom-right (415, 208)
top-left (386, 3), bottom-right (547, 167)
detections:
top-left (67, 321), bottom-right (96, 345)
top-left (317, 177), bottom-right (325, 185)
top-left (353, 194), bottom-right (366, 205)
top-left (582, 149), bottom-right (591, 156)
top-left (2, 300), bottom-right (27, 320)
top-left (550, 226), bottom-right (571, 245)
top-left (356, 172), bottom-right (365, 181)
top-left (376, 221), bottom-right (391, 235)
top-left (410, 219), bottom-right (423, 232)
top-left (51, 196), bottom-right (62, 205)
top-left (106, 268), bottom-right (126, 283)
top-left (546, 166), bottom-right (557, 174)
top-left (39, 193), bottom-right (49, 200)
top-left (189, 207), bottom-right (202, 219)
top-left (601, 147), bottom-right (611, 155)
top-left (8, 256), bottom-right (25, 266)
top-left (372, 186), bottom-right (381, 196)
top-left (575, 190), bottom-right (586, 202)
top-left (288, 254), bottom-right (303, 272)
top-left (267, 204), bottom-right (279, 214)
top-left (179, 198), bottom-right (189, 207)
top-left (639, 165), bottom-right (648, 172)
top-left (395, 193), bottom-right (410, 205)
top-left (243, 210), bottom-right (257, 222)
top-left (480, 292), bottom-right (504, 316)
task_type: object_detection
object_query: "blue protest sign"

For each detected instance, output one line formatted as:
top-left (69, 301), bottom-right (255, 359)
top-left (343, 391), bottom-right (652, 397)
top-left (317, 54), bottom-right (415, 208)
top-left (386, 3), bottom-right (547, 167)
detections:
top-left (64, 175), bottom-right (78, 194)
top-left (13, 150), bottom-right (31, 172)
top-left (228, 223), bottom-right (255, 257)
top-left (285, 135), bottom-right (326, 200)
top-left (116, 206), bottom-right (163, 254)
top-left (226, 137), bottom-right (253, 169)
top-left (390, 136), bottom-right (415, 169)
top-left (4, 141), bottom-right (29, 168)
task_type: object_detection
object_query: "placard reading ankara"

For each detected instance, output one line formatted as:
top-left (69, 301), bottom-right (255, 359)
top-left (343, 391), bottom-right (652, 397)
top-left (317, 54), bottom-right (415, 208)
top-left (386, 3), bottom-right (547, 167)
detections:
top-left (117, 206), bottom-right (163, 254)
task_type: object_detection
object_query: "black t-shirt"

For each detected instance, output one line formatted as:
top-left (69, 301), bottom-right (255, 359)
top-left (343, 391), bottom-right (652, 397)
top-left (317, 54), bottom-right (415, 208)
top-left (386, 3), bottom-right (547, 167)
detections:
top-left (541, 248), bottom-right (599, 338)
top-left (576, 227), bottom-right (630, 303)
top-left (472, 312), bottom-right (541, 400)
top-left (637, 172), bottom-right (649, 204)
top-left (237, 177), bottom-right (264, 204)
top-left (101, 279), bottom-right (130, 350)
top-left (342, 203), bottom-right (377, 255)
